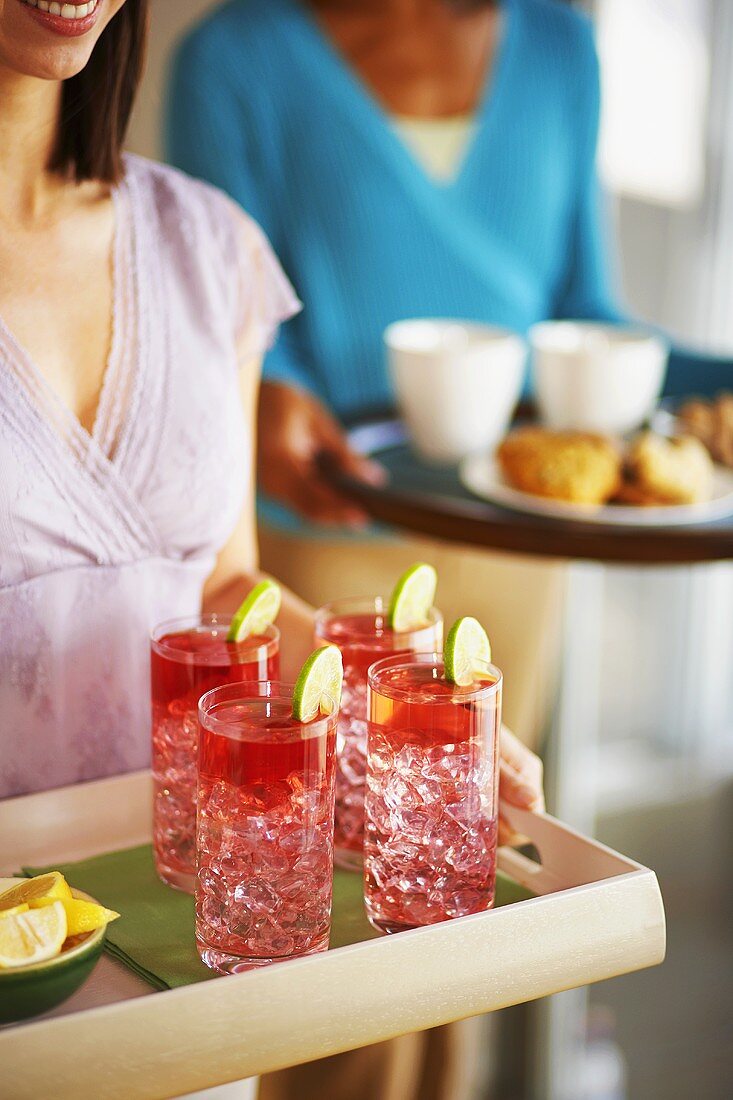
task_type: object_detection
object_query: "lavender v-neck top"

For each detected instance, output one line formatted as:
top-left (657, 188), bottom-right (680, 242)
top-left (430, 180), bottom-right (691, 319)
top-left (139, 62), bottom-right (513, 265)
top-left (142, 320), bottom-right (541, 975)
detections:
top-left (0, 156), bottom-right (300, 798)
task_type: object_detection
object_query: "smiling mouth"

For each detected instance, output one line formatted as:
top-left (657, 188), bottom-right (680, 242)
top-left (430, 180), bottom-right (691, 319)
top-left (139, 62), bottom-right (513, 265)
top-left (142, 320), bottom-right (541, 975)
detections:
top-left (19, 0), bottom-right (100, 23)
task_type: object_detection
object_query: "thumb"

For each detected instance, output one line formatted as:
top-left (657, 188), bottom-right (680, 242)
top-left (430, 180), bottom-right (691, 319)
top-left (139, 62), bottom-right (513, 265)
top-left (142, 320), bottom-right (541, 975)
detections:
top-left (499, 726), bottom-right (545, 812)
top-left (499, 762), bottom-right (543, 811)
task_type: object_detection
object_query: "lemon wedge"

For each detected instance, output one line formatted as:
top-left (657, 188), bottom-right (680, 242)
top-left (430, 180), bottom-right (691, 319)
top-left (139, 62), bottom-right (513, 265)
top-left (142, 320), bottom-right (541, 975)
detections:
top-left (0, 904), bottom-right (30, 918)
top-left (0, 901), bottom-right (67, 969)
top-left (30, 897), bottom-right (120, 936)
top-left (0, 871), bottom-right (72, 911)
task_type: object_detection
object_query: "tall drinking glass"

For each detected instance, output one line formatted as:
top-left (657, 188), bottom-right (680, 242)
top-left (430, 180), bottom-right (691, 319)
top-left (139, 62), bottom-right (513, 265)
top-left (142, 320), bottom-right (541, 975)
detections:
top-left (365, 653), bottom-right (501, 933)
top-left (196, 681), bottom-right (338, 973)
top-left (315, 597), bottom-right (443, 869)
top-left (151, 614), bottom-right (280, 891)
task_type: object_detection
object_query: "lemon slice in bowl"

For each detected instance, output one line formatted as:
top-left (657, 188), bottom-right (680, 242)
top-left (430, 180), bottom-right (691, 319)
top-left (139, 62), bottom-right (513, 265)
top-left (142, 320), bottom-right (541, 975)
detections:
top-left (0, 901), bottom-right (67, 969)
top-left (292, 645), bottom-right (343, 723)
top-left (0, 871), bottom-right (72, 911)
top-left (30, 897), bottom-right (120, 936)
top-left (0, 904), bottom-right (29, 918)
top-left (387, 562), bottom-right (437, 632)
top-left (444, 617), bottom-right (492, 687)
top-left (227, 579), bottom-right (282, 643)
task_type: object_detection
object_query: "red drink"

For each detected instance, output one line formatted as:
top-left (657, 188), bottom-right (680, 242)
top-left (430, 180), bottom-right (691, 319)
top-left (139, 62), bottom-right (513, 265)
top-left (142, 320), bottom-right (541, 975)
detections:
top-left (151, 615), bottom-right (279, 891)
top-left (196, 682), bottom-right (337, 973)
top-left (365, 654), bottom-right (501, 933)
top-left (315, 599), bottom-right (442, 869)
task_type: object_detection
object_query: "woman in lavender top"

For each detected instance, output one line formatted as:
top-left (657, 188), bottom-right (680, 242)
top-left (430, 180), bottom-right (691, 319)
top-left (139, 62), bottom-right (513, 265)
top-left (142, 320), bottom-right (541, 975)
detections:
top-left (0, 0), bottom-right (543, 816)
top-left (0, 0), bottom-right (315, 798)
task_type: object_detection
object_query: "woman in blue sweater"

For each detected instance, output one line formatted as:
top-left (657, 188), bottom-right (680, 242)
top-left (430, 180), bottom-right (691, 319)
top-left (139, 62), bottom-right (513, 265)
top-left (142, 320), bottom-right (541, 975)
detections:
top-left (167, 0), bottom-right (730, 529)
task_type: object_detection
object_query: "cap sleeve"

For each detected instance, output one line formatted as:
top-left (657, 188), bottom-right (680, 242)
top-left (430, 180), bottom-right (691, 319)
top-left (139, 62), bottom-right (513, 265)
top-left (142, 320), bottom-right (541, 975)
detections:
top-left (216, 194), bottom-right (302, 365)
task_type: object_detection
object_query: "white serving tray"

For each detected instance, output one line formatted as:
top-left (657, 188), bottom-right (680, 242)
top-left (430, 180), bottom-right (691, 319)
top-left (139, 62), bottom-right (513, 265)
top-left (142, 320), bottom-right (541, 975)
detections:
top-left (0, 772), bottom-right (665, 1100)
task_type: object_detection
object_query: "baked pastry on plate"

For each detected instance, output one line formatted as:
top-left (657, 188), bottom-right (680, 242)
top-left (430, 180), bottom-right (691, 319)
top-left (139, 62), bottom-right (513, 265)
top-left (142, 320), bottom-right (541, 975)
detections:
top-left (617, 432), bottom-right (714, 505)
top-left (497, 428), bottom-right (621, 505)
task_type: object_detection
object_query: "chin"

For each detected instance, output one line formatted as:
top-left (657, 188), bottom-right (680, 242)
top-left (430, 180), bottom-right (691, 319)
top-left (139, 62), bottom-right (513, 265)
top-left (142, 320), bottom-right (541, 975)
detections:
top-left (0, 0), bottom-right (121, 81)
top-left (4, 39), bottom-right (96, 79)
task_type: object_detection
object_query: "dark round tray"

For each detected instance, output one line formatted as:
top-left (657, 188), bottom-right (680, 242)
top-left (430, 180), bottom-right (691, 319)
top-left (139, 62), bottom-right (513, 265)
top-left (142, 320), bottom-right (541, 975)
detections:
top-left (331, 415), bottom-right (733, 565)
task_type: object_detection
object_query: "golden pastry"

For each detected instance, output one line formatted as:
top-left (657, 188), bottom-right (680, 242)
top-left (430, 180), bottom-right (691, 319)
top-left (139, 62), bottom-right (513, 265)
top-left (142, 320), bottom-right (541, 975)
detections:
top-left (620, 432), bottom-right (714, 505)
top-left (497, 428), bottom-right (622, 505)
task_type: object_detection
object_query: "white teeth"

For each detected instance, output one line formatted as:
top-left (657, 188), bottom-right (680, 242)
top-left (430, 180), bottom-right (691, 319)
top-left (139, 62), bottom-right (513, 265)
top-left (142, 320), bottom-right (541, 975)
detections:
top-left (22, 0), bottom-right (97, 16)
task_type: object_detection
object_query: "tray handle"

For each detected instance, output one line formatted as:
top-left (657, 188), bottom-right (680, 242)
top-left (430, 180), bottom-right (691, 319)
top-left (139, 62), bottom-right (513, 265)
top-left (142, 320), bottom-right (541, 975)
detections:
top-left (498, 806), bottom-right (645, 895)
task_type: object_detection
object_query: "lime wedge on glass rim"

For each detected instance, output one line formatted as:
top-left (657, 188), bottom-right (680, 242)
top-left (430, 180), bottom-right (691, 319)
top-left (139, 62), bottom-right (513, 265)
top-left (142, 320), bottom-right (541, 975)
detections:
top-left (444, 617), bottom-right (492, 687)
top-left (387, 562), bottom-right (437, 633)
top-left (292, 645), bottom-right (343, 723)
top-left (227, 580), bottom-right (282, 643)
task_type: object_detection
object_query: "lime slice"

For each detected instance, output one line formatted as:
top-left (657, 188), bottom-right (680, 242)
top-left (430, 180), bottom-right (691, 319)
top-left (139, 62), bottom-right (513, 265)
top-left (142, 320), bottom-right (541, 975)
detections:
top-left (292, 645), bottom-right (343, 723)
top-left (227, 580), bottom-right (281, 643)
top-left (387, 562), bottom-right (437, 633)
top-left (444, 617), bottom-right (492, 687)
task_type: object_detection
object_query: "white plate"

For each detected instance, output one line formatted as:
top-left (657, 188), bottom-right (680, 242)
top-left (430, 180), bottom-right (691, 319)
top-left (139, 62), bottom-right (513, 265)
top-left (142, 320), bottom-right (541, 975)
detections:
top-left (460, 454), bottom-right (733, 527)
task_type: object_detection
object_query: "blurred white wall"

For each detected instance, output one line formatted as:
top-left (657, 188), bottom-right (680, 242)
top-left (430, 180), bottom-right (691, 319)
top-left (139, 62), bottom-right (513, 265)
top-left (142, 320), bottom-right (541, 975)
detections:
top-left (595, 0), bottom-right (733, 352)
top-left (597, 0), bottom-right (709, 209)
top-left (126, 0), bottom-right (219, 161)
top-left (593, 0), bottom-right (733, 808)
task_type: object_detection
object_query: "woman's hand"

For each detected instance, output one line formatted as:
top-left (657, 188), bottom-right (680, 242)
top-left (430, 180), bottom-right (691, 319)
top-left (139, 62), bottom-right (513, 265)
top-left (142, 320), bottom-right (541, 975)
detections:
top-left (257, 381), bottom-right (386, 527)
top-left (498, 725), bottom-right (545, 846)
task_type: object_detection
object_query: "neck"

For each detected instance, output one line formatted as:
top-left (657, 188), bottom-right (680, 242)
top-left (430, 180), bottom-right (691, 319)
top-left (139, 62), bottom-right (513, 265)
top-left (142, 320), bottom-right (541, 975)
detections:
top-left (0, 64), bottom-right (64, 222)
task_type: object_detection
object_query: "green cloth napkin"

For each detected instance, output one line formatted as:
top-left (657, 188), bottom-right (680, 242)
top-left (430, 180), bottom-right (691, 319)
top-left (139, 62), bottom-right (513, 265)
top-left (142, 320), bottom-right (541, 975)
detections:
top-left (25, 846), bottom-right (212, 990)
top-left (24, 845), bottom-right (534, 990)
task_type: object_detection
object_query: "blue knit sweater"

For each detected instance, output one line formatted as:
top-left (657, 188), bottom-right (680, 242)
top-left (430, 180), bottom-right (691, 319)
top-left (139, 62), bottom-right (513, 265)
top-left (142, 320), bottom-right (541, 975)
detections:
top-left (167, 0), bottom-right (730, 414)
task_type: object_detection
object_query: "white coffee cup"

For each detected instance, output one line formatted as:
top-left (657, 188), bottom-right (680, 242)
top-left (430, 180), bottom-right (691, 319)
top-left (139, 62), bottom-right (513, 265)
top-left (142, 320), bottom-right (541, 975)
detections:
top-left (385, 319), bottom-right (527, 464)
top-left (530, 322), bottom-right (669, 434)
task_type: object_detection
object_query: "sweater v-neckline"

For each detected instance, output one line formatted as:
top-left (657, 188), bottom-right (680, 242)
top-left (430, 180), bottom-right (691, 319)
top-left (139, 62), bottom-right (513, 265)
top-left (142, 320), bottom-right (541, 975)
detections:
top-left (287, 0), bottom-right (518, 193)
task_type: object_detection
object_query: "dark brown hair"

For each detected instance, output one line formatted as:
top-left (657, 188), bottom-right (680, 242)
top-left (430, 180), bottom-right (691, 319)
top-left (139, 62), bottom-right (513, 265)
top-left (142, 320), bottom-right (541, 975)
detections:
top-left (50, 0), bottom-right (149, 184)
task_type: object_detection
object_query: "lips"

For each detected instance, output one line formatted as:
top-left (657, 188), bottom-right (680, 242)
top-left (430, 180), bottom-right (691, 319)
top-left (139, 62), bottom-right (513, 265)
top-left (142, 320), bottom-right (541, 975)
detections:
top-left (19, 0), bottom-right (102, 37)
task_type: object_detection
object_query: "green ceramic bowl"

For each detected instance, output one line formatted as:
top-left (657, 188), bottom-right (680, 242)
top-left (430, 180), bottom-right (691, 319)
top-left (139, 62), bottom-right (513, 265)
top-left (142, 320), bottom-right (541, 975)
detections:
top-left (0, 881), bottom-right (107, 1025)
